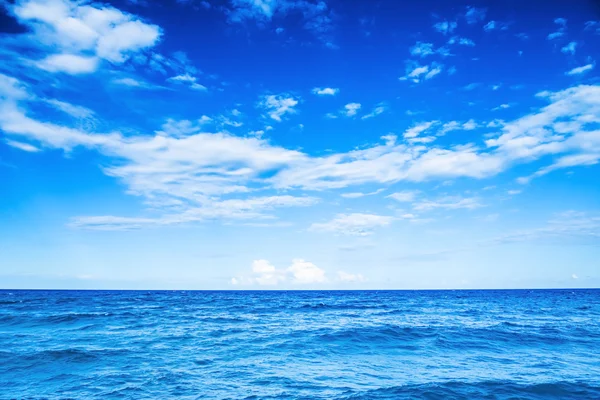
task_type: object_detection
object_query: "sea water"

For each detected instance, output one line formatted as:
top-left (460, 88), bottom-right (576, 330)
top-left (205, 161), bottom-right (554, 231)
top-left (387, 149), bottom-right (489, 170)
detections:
top-left (1, 290), bottom-right (599, 399)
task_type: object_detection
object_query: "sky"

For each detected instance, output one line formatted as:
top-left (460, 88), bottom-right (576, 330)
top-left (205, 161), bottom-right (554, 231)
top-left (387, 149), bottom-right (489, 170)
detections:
top-left (0, 0), bottom-right (599, 290)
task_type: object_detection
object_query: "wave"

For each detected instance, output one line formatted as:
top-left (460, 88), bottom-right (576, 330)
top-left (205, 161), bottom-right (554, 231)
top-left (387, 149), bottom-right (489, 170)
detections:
top-left (337, 381), bottom-right (600, 399)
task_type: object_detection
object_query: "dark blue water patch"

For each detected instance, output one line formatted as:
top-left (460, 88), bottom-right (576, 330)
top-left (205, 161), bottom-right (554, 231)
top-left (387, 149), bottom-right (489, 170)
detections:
top-left (1, 289), bottom-right (600, 399)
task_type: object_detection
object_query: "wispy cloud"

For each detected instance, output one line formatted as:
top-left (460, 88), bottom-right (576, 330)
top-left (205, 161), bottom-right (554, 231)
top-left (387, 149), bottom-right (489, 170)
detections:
top-left (565, 64), bottom-right (594, 76)
top-left (310, 213), bottom-right (394, 236)
top-left (259, 94), bottom-right (299, 121)
top-left (465, 7), bottom-right (486, 24)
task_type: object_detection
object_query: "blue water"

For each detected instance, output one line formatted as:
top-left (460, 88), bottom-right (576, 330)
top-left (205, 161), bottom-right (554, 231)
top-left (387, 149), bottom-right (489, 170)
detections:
top-left (1, 290), bottom-right (599, 399)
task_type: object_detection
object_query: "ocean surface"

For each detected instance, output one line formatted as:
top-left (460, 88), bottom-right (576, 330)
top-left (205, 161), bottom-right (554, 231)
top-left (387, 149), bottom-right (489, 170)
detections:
top-left (1, 290), bottom-right (599, 399)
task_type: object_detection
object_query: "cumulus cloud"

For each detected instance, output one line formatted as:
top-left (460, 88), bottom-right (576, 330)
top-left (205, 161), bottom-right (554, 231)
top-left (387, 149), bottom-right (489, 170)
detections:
top-left (231, 258), bottom-right (327, 286)
top-left (11, 0), bottom-right (162, 74)
top-left (310, 213), bottom-right (394, 236)
top-left (288, 259), bottom-right (326, 283)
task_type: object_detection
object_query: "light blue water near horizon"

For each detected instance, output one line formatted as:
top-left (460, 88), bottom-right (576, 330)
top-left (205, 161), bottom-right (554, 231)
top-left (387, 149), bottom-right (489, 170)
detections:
top-left (1, 290), bottom-right (600, 399)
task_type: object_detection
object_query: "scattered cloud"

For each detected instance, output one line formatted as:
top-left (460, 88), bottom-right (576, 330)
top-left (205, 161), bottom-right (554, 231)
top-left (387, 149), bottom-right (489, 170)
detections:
top-left (565, 64), bottom-right (594, 76)
top-left (361, 104), bottom-right (387, 120)
top-left (387, 190), bottom-right (420, 202)
top-left (410, 42), bottom-right (434, 57)
top-left (465, 7), bottom-right (486, 24)
top-left (259, 94), bottom-right (299, 121)
top-left (312, 87), bottom-right (339, 96)
top-left (225, 0), bottom-right (335, 47)
top-left (433, 20), bottom-right (457, 35)
top-left (167, 74), bottom-right (207, 91)
top-left (403, 121), bottom-right (436, 138)
top-left (400, 62), bottom-right (443, 83)
top-left (343, 102), bottom-right (361, 117)
top-left (484, 20), bottom-right (509, 32)
top-left (561, 41), bottom-right (577, 55)
top-left (412, 196), bottom-right (482, 212)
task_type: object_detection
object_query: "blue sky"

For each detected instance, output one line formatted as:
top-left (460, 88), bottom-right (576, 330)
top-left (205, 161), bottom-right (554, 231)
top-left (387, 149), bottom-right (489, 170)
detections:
top-left (0, 0), bottom-right (599, 289)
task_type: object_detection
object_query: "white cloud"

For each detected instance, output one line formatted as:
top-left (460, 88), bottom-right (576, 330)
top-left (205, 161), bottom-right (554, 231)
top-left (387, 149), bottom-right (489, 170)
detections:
top-left (226, 0), bottom-right (335, 46)
top-left (492, 104), bottom-right (510, 111)
top-left (433, 21), bottom-right (457, 35)
top-left (465, 7), bottom-right (486, 24)
top-left (36, 54), bottom-right (99, 74)
top-left (312, 87), bottom-right (339, 96)
top-left (400, 62), bottom-right (443, 83)
top-left (387, 190), bottom-right (419, 202)
top-left (45, 99), bottom-right (93, 119)
top-left (3, 75), bottom-right (600, 229)
top-left (231, 258), bottom-right (326, 286)
top-left (547, 32), bottom-right (565, 40)
top-left (484, 20), bottom-right (509, 32)
top-left (403, 121), bottom-right (436, 138)
top-left (410, 42), bottom-right (434, 57)
top-left (412, 196), bottom-right (482, 211)
top-left (561, 42), bottom-right (577, 55)
top-left (459, 37), bottom-right (475, 46)
top-left (572, 274), bottom-right (578, 279)
top-left (251, 259), bottom-right (286, 285)
top-left (112, 77), bottom-right (158, 89)
top-left (259, 94), bottom-right (299, 121)
top-left (310, 213), bottom-right (394, 236)
top-left (566, 64), bottom-right (594, 76)
top-left (5, 139), bottom-right (40, 152)
top-left (288, 259), bottom-right (326, 284)
top-left (337, 271), bottom-right (365, 282)
top-left (507, 190), bottom-right (522, 195)
top-left (361, 104), bottom-right (386, 120)
top-left (167, 74), bottom-right (207, 91)
top-left (341, 188), bottom-right (384, 198)
top-left (344, 103), bottom-right (361, 117)
top-left (12, 0), bottom-right (162, 73)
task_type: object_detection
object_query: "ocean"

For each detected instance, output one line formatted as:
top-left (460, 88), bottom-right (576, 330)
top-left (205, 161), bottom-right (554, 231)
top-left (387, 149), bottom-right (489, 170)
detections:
top-left (1, 289), bottom-right (599, 399)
